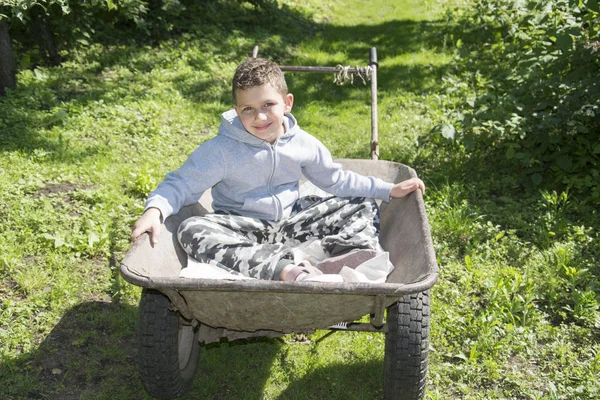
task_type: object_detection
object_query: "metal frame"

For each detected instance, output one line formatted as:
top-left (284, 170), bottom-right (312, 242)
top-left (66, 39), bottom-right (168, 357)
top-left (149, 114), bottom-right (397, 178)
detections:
top-left (251, 45), bottom-right (379, 160)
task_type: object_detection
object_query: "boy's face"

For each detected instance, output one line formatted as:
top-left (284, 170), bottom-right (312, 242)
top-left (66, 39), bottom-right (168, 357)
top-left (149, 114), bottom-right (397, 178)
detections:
top-left (234, 83), bottom-right (294, 144)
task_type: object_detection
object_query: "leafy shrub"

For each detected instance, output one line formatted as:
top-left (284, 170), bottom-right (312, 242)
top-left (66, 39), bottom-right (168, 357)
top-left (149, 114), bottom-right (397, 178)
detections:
top-left (3, 0), bottom-right (301, 62)
top-left (444, 0), bottom-right (600, 203)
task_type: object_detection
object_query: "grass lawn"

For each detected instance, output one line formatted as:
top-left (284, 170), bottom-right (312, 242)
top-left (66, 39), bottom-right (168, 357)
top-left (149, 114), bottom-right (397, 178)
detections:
top-left (1, 0), bottom-right (599, 399)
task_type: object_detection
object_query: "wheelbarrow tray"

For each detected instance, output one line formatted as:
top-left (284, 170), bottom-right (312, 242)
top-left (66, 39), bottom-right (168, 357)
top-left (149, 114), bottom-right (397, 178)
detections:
top-left (120, 159), bottom-right (438, 332)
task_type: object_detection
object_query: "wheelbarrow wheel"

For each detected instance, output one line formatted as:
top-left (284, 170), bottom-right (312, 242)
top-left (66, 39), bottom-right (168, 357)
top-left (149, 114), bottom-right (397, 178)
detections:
top-left (383, 290), bottom-right (430, 400)
top-left (138, 288), bottom-right (200, 399)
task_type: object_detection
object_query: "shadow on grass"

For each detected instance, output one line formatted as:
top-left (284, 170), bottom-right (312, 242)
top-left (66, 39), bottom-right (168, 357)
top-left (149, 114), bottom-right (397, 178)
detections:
top-left (278, 18), bottom-right (451, 118)
top-left (0, 301), bottom-right (139, 399)
top-left (0, 300), bottom-right (284, 399)
top-left (0, 0), bottom-right (451, 161)
top-left (188, 338), bottom-right (285, 400)
top-left (276, 359), bottom-right (384, 400)
top-left (0, 0), bottom-right (315, 159)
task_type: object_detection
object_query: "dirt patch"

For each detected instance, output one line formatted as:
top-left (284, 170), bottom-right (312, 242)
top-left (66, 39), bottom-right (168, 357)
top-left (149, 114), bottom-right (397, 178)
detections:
top-left (38, 183), bottom-right (81, 197)
top-left (0, 278), bottom-right (23, 300)
top-left (35, 183), bottom-right (96, 217)
top-left (506, 354), bottom-right (546, 394)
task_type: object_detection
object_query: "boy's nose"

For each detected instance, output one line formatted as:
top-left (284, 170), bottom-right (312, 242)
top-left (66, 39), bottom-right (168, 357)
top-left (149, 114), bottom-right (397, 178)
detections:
top-left (256, 112), bottom-right (268, 120)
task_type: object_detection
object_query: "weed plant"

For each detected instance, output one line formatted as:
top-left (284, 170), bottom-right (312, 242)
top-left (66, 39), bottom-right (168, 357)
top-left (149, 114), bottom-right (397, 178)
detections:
top-left (1, 0), bottom-right (599, 399)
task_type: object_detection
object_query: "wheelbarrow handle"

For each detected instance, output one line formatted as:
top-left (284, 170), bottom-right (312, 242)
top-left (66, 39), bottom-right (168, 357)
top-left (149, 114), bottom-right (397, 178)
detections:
top-left (370, 47), bottom-right (378, 67)
top-left (369, 47), bottom-right (379, 160)
top-left (250, 44), bottom-right (380, 160)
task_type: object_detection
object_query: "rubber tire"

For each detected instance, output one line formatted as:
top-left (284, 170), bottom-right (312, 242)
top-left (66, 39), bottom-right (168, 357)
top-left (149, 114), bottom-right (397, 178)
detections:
top-left (138, 289), bottom-right (200, 399)
top-left (383, 290), bottom-right (430, 400)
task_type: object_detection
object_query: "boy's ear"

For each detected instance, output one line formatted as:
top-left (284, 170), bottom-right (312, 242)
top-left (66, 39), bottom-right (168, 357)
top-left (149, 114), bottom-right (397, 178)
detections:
top-left (284, 93), bottom-right (294, 114)
top-left (233, 105), bottom-right (240, 117)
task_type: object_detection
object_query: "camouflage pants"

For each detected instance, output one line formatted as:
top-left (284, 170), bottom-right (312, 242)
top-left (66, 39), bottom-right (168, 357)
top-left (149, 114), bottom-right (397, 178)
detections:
top-left (177, 196), bottom-right (381, 280)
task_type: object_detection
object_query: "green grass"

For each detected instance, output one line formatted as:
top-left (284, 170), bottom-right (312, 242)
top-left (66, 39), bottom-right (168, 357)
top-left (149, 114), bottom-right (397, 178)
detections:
top-left (1, 0), bottom-right (599, 399)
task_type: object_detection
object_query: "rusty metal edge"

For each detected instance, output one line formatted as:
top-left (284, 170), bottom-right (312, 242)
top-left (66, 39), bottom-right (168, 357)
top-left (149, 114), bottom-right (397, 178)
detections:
top-left (119, 262), bottom-right (438, 297)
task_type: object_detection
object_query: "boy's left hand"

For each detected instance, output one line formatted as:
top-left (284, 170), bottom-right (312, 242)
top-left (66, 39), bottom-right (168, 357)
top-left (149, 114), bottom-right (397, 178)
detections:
top-left (390, 177), bottom-right (425, 199)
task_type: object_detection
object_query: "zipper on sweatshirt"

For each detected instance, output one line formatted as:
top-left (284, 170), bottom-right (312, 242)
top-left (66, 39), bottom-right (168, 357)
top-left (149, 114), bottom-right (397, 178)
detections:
top-left (267, 142), bottom-right (282, 221)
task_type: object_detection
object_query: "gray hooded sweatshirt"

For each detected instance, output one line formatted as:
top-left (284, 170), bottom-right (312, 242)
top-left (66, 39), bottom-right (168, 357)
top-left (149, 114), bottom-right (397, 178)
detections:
top-left (144, 109), bottom-right (394, 222)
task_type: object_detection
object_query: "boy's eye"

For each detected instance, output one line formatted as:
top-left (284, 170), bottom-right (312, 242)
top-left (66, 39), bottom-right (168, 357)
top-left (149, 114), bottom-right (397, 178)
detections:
top-left (243, 107), bottom-right (253, 112)
top-left (265, 103), bottom-right (274, 107)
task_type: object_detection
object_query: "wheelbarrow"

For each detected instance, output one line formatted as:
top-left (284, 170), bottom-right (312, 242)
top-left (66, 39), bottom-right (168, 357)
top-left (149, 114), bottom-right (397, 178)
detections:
top-left (120, 47), bottom-right (438, 400)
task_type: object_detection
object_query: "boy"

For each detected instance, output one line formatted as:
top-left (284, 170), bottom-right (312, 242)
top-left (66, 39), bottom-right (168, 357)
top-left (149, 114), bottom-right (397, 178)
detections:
top-left (131, 57), bottom-right (425, 281)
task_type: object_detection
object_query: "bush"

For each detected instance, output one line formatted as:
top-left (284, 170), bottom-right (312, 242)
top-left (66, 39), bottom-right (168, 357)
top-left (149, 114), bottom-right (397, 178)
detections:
top-left (444, 0), bottom-right (600, 203)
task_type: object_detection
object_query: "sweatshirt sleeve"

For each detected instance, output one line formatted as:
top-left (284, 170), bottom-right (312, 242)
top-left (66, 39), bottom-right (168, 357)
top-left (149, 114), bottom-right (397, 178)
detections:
top-left (144, 139), bottom-right (225, 219)
top-left (301, 135), bottom-right (393, 201)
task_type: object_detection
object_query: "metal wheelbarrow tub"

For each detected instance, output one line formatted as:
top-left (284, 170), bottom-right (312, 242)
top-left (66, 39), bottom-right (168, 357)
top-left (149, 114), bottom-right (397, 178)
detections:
top-left (121, 159), bottom-right (437, 330)
top-left (120, 159), bottom-right (437, 400)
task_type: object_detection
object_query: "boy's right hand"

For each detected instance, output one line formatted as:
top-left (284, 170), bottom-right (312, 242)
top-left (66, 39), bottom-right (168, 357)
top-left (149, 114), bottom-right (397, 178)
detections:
top-left (131, 208), bottom-right (162, 245)
top-left (390, 177), bottom-right (425, 199)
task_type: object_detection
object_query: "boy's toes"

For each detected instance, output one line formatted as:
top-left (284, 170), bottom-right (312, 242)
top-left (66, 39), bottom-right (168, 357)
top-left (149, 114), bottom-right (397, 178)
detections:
top-left (286, 262), bottom-right (323, 281)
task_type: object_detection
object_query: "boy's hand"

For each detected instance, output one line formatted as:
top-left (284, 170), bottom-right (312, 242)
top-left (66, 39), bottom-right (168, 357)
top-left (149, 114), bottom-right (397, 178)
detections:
top-left (131, 208), bottom-right (162, 245)
top-left (390, 178), bottom-right (425, 199)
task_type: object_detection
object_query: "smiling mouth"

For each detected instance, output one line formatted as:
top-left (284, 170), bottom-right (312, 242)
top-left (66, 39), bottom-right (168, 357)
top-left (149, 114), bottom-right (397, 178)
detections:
top-left (253, 123), bottom-right (272, 131)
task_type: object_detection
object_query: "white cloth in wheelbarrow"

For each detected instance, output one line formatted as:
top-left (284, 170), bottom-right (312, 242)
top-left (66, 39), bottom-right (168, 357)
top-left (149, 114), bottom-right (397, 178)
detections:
top-left (180, 244), bottom-right (394, 283)
top-left (177, 195), bottom-right (392, 281)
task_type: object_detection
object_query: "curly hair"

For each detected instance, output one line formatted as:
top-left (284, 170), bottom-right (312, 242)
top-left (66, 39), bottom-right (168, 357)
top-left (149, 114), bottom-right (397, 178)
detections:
top-left (232, 57), bottom-right (288, 103)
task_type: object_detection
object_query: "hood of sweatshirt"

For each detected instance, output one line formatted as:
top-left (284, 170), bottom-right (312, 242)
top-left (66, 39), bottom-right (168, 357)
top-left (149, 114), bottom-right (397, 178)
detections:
top-left (218, 109), bottom-right (298, 146)
top-left (145, 108), bottom-right (393, 222)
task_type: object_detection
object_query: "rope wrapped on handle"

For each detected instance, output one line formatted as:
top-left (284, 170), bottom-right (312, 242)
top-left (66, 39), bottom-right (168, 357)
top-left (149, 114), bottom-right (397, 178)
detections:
top-left (333, 65), bottom-right (373, 86)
